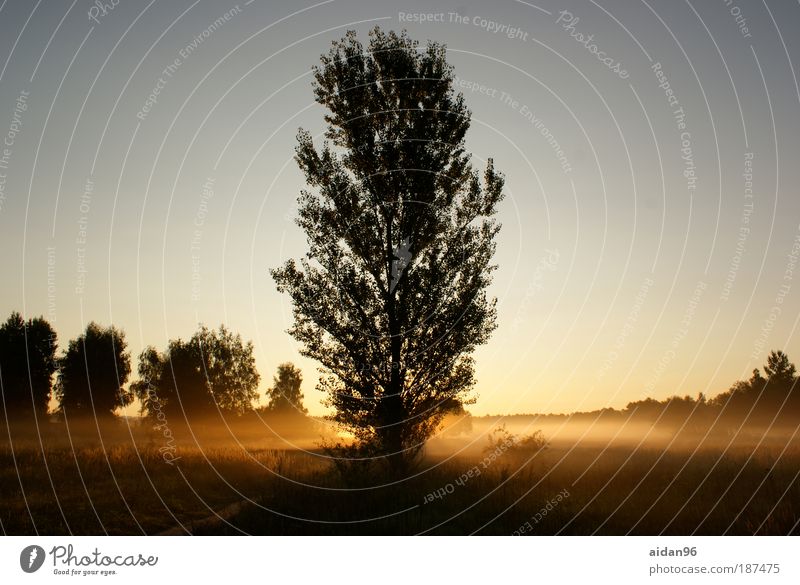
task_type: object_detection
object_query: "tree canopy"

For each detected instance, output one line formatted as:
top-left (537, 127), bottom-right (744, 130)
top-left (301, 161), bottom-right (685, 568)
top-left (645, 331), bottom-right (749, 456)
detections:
top-left (0, 312), bottom-right (58, 417)
top-left (763, 350), bottom-right (796, 383)
top-left (272, 27), bottom-right (505, 468)
top-left (132, 324), bottom-right (260, 420)
top-left (618, 350), bottom-right (800, 431)
top-left (265, 362), bottom-right (307, 414)
top-left (55, 322), bottom-right (132, 417)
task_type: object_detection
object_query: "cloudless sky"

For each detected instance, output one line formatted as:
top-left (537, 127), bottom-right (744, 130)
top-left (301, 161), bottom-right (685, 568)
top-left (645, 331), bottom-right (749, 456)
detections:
top-left (1, 0), bottom-right (799, 416)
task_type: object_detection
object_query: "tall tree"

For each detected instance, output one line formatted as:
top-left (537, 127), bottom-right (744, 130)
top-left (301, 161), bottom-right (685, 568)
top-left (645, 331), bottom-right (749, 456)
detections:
top-left (0, 312), bottom-right (58, 417)
top-left (272, 28), bottom-right (504, 468)
top-left (132, 325), bottom-right (260, 419)
top-left (55, 322), bottom-right (132, 417)
top-left (265, 362), bottom-right (307, 414)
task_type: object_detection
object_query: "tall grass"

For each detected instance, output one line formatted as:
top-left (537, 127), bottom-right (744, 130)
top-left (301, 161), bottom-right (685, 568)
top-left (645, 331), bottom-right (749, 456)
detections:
top-left (1, 420), bottom-right (797, 535)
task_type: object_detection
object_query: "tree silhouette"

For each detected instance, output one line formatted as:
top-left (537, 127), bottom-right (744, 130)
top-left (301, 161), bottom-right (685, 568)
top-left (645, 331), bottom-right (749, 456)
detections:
top-left (707, 351), bottom-right (798, 427)
top-left (266, 362), bottom-right (307, 414)
top-left (55, 322), bottom-right (132, 417)
top-left (764, 350), bottom-right (795, 383)
top-left (272, 28), bottom-right (504, 468)
top-left (0, 312), bottom-right (58, 418)
top-left (132, 325), bottom-right (259, 420)
top-left (760, 350), bottom-right (798, 422)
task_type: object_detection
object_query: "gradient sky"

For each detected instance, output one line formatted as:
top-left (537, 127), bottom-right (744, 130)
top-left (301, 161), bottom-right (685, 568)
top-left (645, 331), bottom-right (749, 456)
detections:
top-left (1, 0), bottom-right (799, 416)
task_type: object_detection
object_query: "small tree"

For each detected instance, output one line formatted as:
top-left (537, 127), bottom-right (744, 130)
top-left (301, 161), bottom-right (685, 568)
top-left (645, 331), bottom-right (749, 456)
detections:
top-left (0, 312), bottom-right (58, 417)
top-left (272, 27), bottom-right (504, 469)
top-left (265, 362), bottom-right (307, 414)
top-left (764, 350), bottom-right (796, 384)
top-left (132, 325), bottom-right (260, 419)
top-left (55, 322), bottom-right (132, 417)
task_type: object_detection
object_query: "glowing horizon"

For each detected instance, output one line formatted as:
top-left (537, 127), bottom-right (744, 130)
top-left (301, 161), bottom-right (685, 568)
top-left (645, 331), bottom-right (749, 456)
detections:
top-left (1, 0), bottom-right (799, 419)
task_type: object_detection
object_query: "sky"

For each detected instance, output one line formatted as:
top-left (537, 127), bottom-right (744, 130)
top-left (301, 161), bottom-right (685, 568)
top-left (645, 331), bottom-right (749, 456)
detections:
top-left (1, 0), bottom-right (799, 417)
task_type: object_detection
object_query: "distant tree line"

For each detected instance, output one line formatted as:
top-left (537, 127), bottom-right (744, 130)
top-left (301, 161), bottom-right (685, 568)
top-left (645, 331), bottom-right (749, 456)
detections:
top-left (622, 350), bottom-right (800, 434)
top-left (495, 351), bottom-right (800, 436)
top-left (0, 311), bottom-right (307, 422)
top-left (2, 310), bottom-right (798, 435)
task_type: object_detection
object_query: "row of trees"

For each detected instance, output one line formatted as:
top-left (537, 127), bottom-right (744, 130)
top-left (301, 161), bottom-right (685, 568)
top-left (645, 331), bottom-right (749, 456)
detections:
top-left (623, 350), bottom-right (800, 431)
top-left (482, 351), bottom-right (799, 439)
top-left (3, 29), bottom-right (505, 471)
top-left (0, 311), bottom-right (307, 420)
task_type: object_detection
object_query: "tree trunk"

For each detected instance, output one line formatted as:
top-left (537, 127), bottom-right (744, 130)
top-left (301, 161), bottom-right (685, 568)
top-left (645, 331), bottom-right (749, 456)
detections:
top-left (383, 217), bottom-right (406, 471)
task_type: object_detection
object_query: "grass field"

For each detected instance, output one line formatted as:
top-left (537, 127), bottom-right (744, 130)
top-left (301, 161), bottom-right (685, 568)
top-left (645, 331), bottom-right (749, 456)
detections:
top-left (1, 418), bottom-right (798, 535)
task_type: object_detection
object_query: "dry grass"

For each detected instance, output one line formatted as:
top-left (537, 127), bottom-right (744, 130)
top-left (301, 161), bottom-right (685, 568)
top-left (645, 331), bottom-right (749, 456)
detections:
top-left (1, 420), bottom-right (798, 535)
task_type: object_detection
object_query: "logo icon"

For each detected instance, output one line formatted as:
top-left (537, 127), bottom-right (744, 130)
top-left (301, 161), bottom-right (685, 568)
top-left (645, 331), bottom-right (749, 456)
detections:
top-left (390, 237), bottom-right (412, 293)
top-left (20, 545), bottom-right (45, 573)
